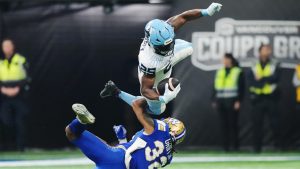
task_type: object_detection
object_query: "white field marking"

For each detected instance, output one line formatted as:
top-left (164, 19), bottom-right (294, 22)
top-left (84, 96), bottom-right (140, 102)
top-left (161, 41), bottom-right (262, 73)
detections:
top-left (1, 156), bottom-right (300, 167)
top-left (0, 158), bottom-right (92, 167)
top-left (172, 156), bottom-right (300, 163)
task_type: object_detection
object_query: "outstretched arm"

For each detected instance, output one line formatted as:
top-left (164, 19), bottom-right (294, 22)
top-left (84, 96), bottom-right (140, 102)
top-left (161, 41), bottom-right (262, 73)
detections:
top-left (167, 3), bottom-right (222, 31)
top-left (132, 98), bottom-right (154, 134)
top-left (167, 9), bottom-right (204, 31)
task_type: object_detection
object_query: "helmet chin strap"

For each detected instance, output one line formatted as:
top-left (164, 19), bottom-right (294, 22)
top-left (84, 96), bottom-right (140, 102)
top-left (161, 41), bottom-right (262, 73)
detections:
top-left (170, 132), bottom-right (177, 145)
top-left (170, 133), bottom-right (177, 153)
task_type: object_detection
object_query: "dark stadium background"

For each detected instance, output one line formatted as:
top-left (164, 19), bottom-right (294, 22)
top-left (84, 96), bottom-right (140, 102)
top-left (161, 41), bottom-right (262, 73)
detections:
top-left (0, 0), bottom-right (299, 150)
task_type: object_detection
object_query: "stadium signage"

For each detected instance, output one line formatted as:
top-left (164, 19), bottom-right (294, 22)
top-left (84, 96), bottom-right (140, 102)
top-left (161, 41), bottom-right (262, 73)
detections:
top-left (192, 18), bottom-right (300, 71)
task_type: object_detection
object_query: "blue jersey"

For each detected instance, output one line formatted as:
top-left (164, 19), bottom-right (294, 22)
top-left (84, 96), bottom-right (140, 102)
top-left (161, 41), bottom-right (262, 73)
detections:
top-left (121, 119), bottom-right (173, 169)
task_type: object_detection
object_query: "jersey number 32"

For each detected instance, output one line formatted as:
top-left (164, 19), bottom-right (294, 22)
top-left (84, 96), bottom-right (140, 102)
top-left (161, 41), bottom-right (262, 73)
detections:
top-left (145, 141), bottom-right (167, 169)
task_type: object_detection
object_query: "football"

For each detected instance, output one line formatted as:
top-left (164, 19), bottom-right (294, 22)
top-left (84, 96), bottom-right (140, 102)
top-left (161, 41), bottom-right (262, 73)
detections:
top-left (156, 77), bottom-right (180, 95)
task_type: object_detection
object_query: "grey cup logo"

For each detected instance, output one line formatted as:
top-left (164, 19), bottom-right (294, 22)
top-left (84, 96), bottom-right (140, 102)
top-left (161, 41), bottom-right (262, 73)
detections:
top-left (192, 18), bottom-right (300, 71)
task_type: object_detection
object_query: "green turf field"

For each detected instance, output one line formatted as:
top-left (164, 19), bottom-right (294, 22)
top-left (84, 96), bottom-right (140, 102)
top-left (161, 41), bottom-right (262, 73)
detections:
top-left (1, 150), bottom-right (300, 169)
top-left (2, 161), bottom-right (300, 169)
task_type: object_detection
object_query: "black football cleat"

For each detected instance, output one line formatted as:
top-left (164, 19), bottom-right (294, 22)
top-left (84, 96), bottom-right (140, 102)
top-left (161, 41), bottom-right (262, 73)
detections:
top-left (100, 80), bottom-right (121, 98)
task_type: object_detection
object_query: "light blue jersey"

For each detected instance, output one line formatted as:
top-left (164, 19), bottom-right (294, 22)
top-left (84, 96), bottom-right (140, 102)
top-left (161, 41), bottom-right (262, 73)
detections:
top-left (138, 38), bottom-right (193, 115)
top-left (121, 119), bottom-right (173, 169)
top-left (118, 38), bottom-right (192, 116)
top-left (138, 38), bottom-right (193, 88)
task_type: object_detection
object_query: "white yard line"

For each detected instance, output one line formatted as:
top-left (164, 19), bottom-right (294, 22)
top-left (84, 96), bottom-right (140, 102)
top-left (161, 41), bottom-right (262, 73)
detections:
top-left (172, 156), bottom-right (300, 163)
top-left (0, 158), bottom-right (91, 167)
top-left (0, 156), bottom-right (300, 167)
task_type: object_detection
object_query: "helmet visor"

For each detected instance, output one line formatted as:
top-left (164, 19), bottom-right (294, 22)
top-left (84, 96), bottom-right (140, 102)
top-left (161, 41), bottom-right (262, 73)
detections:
top-left (153, 41), bottom-right (175, 56)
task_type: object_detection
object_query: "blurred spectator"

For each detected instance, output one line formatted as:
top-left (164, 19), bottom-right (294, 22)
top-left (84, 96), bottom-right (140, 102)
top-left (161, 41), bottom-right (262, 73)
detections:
top-left (293, 63), bottom-right (300, 111)
top-left (212, 53), bottom-right (244, 152)
top-left (249, 44), bottom-right (281, 153)
top-left (0, 39), bottom-right (29, 151)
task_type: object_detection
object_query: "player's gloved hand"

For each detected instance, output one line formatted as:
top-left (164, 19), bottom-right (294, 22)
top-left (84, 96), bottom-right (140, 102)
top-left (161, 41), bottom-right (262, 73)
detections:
top-left (159, 83), bottom-right (181, 104)
top-left (113, 125), bottom-right (127, 140)
top-left (202, 2), bottom-right (222, 16)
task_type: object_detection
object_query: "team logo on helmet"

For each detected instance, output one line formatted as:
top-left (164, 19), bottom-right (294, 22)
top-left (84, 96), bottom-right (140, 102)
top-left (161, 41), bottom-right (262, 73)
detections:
top-left (163, 117), bottom-right (186, 145)
top-left (164, 38), bottom-right (173, 46)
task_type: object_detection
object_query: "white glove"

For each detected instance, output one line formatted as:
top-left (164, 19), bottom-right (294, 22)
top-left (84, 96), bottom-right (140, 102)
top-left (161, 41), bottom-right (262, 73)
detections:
top-left (205, 2), bottom-right (222, 16)
top-left (159, 83), bottom-right (181, 104)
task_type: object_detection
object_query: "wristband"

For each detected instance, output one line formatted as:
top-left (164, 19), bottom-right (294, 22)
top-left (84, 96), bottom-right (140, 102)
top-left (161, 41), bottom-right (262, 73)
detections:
top-left (200, 9), bottom-right (209, 16)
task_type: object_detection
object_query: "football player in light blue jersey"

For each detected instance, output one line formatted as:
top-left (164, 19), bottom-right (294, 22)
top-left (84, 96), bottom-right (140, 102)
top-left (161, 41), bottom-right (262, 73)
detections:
top-left (101, 2), bottom-right (222, 115)
top-left (65, 99), bottom-right (186, 169)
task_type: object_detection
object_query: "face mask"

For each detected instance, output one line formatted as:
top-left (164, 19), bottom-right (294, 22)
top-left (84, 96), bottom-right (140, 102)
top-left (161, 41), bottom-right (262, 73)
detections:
top-left (152, 41), bottom-right (175, 56)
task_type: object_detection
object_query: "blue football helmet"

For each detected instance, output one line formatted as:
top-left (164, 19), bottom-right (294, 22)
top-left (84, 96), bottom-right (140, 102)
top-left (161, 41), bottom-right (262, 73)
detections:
top-left (145, 19), bottom-right (175, 56)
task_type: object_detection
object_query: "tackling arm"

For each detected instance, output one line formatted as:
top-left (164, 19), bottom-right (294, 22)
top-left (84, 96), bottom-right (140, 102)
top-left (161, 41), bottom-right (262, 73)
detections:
top-left (132, 98), bottom-right (155, 134)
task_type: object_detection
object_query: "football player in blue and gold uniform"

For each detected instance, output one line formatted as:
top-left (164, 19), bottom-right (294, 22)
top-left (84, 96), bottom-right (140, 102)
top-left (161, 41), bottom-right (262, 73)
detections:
top-left (65, 99), bottom-right (186, 169)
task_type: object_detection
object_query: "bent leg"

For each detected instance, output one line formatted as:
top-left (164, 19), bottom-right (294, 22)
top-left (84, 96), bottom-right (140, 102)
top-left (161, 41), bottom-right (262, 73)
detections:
top-left (67, 119), bottom-right (86, 138)
top-left (146, 99), bottom-right (166, 115)
top-left (118, 89), bottom-right (165, 115)
top-left (118, 91), bottom-right (139, 106)
top-left (171, 39), bottom-right (193, 66)
top-left (72, 131), bottom-right (113, 163)
top-left (66, 119), bottom-right (120, 164)
top-left (118, 91), bottom-right (166, 115)
top-left (118, 90), bottom-right (145, 108)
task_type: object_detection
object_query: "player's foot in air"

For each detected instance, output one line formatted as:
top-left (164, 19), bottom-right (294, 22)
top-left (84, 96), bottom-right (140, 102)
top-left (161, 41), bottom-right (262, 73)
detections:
top-left (72, 103), bottom-right (95, 124)
top-left (100, 80), bottom-right (120, 98)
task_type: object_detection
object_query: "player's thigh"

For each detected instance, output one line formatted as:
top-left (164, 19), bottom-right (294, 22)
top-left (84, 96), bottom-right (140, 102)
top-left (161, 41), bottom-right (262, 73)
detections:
top-left (95, 147), bottom-right (125, 169)
top-left (146, 99), bottom-right (166, 115)
top-left (72, 131), bottom-right (124, 164)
